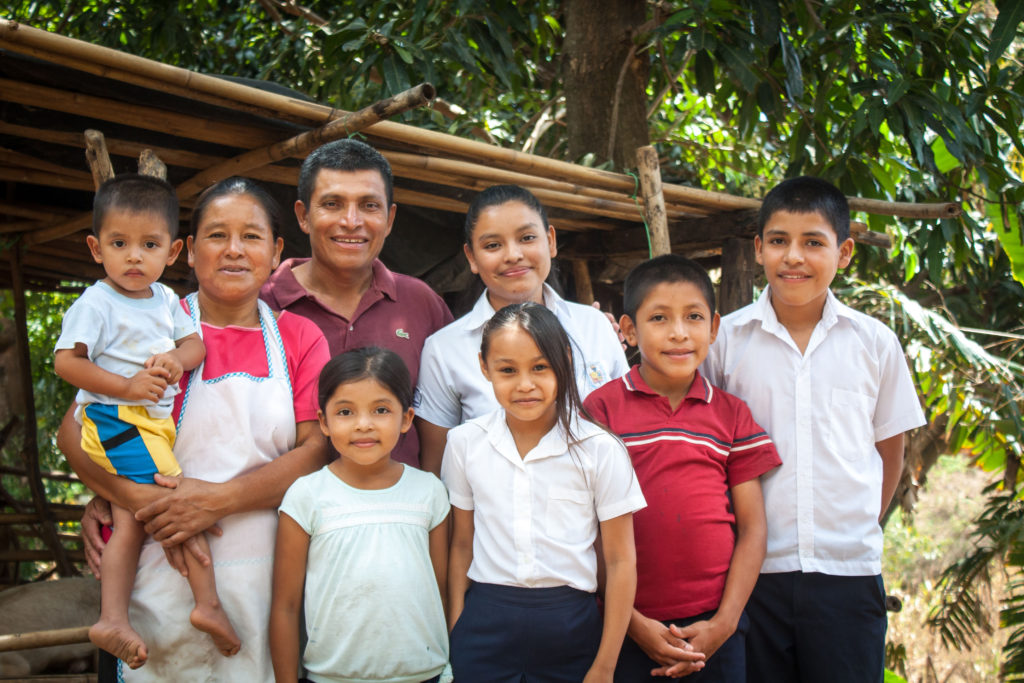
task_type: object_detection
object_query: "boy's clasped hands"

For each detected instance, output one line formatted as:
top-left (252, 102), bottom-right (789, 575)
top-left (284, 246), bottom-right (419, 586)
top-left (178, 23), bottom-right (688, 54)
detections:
top-left (629, 612), bottom-right (716, 677)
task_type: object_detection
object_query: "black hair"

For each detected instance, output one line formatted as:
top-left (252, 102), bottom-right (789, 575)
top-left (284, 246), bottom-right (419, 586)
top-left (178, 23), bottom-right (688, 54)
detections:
top-left (317, 346), bottom-right (413, 414)
top-left (455, 185), bottom-right (562, 316)
top-left (93, 173), bottom-right (178, 238)
top-left (758, 176), bottom-right (850, 242)
top-left (189, 177), bottom-right (282, 239)
top-left (623, 254), bottom-right (716, 320)
top-left (463, 184), bottom-right (549, 245)
top-left (481, 302), bottom-right (595, 444)
top-left (297, 139), bottom-right (394, 209)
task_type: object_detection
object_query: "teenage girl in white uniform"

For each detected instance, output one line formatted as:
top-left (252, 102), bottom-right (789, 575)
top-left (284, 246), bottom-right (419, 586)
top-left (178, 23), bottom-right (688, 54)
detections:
top-left (442, 302), bottom-right (646, 682)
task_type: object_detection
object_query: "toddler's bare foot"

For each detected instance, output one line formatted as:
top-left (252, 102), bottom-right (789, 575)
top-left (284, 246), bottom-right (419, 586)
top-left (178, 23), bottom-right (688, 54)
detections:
top-left (89, 619), bottom-right (148, 669)
top-left (190, 602), bottom-right (241, 657)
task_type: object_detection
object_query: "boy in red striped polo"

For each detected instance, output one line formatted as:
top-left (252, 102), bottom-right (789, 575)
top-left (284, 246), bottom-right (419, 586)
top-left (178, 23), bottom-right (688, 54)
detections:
top-left (584, 255), bottom-right (780, 682)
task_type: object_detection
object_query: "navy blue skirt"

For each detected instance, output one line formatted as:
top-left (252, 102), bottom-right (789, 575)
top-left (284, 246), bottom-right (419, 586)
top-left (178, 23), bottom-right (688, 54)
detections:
top-left (450, 582), bottom-right (602, 683)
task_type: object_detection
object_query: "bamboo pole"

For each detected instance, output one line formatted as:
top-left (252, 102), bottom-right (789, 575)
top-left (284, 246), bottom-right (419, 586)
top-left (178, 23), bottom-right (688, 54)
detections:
top-left (0, 510), bottom-right (85, 525)
top-left (0, 19), bottom-right (334, 125)
top-left (0, 147), bottom-right (92, 182)
top-left (0, 78), bottom-right (284, 149)
top-left (0, 549), bottom-right (86, 563)
top-left (0, 166), bottom-right (94, 192)
top-left (174, 83), bottom-right (435, 200)
top-left (84, 130), bottom-right (114, 189)
top-left (0, 20), bottom-right (962, 220)
top-left (390, 162), bottom-right (666, 224)
top-left (0, 626), bottom-right (91, 653)
top-left (0, 199), bottom-right (77, 222)
top-left (388, 159), bottom-right (698, 221)
top-left (384, 151), bottom-right (711, 216)
top-left (0, 220), bottom-right (42, 234)
top-left (22, 214), bottom-right (93, 247)
top-left (635, 146), bottom-right (671, 257)
top-left (848, 196), bottom-right (961, 219)
top-left (0, 121), bottom-right (300, 188)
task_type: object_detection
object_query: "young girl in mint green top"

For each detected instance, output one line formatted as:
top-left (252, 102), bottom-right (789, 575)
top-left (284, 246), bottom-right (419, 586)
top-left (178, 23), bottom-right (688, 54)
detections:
top-left (270, 348), bottom-right (450, 683)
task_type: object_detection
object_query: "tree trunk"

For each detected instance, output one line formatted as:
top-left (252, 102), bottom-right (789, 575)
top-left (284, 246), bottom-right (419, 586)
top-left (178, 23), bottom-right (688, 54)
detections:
top-left (563, 0), bottom-right (650, 169)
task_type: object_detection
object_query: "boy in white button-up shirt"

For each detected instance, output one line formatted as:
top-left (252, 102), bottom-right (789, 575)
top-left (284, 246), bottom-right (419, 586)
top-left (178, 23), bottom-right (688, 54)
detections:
top-left (703, 176), bottom-right (925, 683)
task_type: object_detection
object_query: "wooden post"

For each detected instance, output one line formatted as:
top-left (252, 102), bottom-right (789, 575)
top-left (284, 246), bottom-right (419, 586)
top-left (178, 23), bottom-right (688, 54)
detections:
top-left (7, 244), bottom-right (75, 577)
top-left (138, 149), bottom-right (167, 179)
top-left (634, 145), bottom-right (671, 257)
top-left (83, 129), bottom-right (114, 189)
top-left (572, 259), bottom-right (595, 305)
top-left (719, 237), bottom-right (759, 315)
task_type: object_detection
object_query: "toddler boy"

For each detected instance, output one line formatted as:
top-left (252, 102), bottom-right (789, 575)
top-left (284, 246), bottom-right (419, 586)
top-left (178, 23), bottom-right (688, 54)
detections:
top-left (54, 174), bottom-right (237, 670)
top-left (584, 255), bottom-right (781, 681)
top-left (703, 176), bottom-right (926, 681)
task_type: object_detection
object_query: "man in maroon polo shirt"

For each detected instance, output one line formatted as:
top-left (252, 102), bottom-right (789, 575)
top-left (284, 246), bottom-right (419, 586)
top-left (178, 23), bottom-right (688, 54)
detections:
top-left (260, 139), bottom-right (453, 468)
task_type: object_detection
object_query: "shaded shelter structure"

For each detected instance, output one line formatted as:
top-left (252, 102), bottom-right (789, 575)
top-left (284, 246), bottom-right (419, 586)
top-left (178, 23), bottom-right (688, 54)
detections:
top-left (0, 20), bottom-right (961, 593)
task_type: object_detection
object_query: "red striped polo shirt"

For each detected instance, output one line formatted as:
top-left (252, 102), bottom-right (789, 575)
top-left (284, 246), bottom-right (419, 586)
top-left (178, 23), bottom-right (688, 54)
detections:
top-left (584, 366), bottom-right (780, 620)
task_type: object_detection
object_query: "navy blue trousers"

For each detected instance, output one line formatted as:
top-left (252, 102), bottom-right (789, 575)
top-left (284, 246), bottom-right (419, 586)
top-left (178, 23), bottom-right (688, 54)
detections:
top-left (450, 582), bottom-right (602, 683)
top-left (615, 610), bottom-right (749, 682)
top-left (744, 572), bottom-right (887, 683)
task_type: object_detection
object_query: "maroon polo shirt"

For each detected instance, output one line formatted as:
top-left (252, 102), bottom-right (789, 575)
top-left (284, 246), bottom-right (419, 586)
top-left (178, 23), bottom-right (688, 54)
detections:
top-left (584, 367), bottom-right (781, 620)
top-left (260, 257), bottom-right (453, 467)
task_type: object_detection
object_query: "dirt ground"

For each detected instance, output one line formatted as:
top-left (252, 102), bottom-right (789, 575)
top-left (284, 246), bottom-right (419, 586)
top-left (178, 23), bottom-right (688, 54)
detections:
top-left (884, 456), bottom-right (1007, 682)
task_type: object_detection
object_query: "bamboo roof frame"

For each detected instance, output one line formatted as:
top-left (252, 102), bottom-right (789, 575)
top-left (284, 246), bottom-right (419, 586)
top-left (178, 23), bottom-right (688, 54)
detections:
top-left (0, 20), bottom-right (963, 292)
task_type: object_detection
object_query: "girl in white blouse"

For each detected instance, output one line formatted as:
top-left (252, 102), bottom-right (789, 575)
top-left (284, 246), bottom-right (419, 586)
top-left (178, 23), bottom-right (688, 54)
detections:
top-left (415, 184), bottom-right (628, 475)
top-left (442, 303), bottom-right (646, 683)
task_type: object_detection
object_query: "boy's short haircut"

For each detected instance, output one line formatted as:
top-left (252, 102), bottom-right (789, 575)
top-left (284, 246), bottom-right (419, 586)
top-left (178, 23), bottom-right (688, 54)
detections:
top-left (297, 139), bottom-right (394, 209)
top-left (758, 176), bottom-right (850, 242)
top-left (93, 174), bottom-right (179, 239)
top-left (623, 254), bottom-right (716, 320)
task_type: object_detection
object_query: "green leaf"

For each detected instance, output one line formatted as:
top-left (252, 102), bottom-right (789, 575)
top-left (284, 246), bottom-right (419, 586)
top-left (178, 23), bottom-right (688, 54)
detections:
top-left (989, 196), bottom-right (1024, 287)
top-left (393, 43), bottom-right (413, 64)
top-left (779, 30), bottom-right (803, 100)
top-left (931, 136), bottom-right (962, 174)
top-left (718, 41), bottom-right (759, 93)
top-left (694, 50), bottom-right (716, 96)
top-left (990, 0), bottom-right (1024, 63)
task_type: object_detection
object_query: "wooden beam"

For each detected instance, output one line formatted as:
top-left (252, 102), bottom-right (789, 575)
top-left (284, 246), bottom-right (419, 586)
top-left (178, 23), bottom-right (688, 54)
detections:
top-left (635, 145), bottom-right (671, 256)
top-left (572, 259), bottom-right (595, 305)
top-left (138, 149), bottom-right (167, 179)
top-left (174, 83), bottom-right (435, 200)
top-left (83, 129), bottom-right (114, 188)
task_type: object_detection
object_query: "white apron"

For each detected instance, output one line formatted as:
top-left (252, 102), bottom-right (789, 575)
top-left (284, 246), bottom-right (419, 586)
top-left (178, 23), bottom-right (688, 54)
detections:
top-left (124, 296), bottom-right (295, 682)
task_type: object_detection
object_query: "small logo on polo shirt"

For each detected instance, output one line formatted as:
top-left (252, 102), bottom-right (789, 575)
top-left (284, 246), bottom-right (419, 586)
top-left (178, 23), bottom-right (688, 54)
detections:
top-left (586, 362), bottom-right (608, 387)
top-left (395, 328), bottom-right (410, 339)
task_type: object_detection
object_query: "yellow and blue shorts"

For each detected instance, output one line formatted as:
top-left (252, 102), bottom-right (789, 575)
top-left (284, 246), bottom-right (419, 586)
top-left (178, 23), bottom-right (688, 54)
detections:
top-left (80, 404), bottom-right (181, 484)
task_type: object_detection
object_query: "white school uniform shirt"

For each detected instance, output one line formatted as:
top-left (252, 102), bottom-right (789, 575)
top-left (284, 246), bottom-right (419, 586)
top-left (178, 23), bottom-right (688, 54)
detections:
top-left (441, 408), bottom-right (646, 592)
top-left (703, 288), bottom-right (925, 576)
top-left (414, 284), bottom-right (629, 428)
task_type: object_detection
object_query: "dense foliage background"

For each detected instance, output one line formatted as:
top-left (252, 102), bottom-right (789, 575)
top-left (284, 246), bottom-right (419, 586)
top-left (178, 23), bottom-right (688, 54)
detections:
top-left (4, 0), bottom-right (1024, 675)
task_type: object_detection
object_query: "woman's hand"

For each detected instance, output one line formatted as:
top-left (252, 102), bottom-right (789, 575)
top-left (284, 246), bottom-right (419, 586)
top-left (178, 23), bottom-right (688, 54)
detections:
top-left (135, 475), bottom-right (226, 546)
top-left (81, 496), bottom-right (113, 578)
